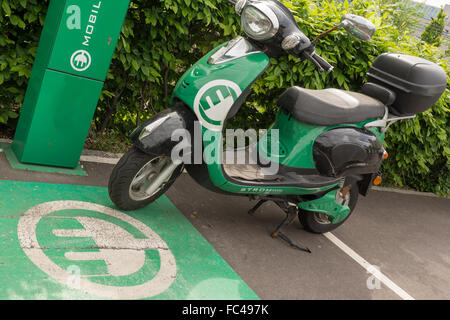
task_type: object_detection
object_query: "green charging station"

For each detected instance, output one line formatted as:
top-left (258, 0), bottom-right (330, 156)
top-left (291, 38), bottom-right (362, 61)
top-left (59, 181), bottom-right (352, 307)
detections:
top-left (12, 0), bottom-right (131, 168)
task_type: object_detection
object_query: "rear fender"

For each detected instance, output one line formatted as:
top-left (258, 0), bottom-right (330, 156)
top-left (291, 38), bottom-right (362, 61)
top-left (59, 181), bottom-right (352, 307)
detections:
top-left (356, 173), bottom-right (378, 196)
top-left (298, 189), bottom-right (350, 224)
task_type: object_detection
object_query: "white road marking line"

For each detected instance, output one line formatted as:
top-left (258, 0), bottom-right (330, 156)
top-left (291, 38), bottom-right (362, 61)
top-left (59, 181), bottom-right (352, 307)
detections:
top-left (79, 155), bottom-right (119, 165)
top-left (324, 232), bottom-right (415, 300)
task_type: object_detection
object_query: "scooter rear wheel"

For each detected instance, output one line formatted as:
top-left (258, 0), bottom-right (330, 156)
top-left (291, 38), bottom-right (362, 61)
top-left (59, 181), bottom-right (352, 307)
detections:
top-left (108, 147), bottom-right (183, 211)
top-left (298, 182), bottom-right (358, 234)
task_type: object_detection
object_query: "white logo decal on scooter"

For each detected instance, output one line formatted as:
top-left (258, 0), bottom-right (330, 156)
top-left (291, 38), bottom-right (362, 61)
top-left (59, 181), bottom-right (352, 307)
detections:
top-left (194, 80), bottom-right (242, 131)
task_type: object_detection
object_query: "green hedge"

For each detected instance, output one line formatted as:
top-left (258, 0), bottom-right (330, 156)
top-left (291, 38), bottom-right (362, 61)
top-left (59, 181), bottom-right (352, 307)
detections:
top-left (0, 0), bottom-right (448, 195)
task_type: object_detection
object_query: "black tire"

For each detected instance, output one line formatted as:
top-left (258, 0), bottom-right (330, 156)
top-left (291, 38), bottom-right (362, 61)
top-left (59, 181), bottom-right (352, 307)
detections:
top-left (298, 182), bottom-right (359, 234)
top-left (108, 147), bottom-right (183, 211)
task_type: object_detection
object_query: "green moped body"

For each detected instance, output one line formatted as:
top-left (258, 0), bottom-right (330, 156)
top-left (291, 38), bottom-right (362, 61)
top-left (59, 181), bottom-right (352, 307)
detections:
top-left (172, 39), bottom-right (384, 221)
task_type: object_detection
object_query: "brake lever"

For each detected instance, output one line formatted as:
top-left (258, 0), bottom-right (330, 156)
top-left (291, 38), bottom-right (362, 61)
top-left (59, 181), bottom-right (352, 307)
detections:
top-left (313, 53), bottom-right (334, 73)
top-left (303, 52), bottom-right (324, 73)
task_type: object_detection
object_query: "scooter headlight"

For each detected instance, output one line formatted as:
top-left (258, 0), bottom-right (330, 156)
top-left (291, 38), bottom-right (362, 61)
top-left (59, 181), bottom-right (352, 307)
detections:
top-left (241, 2), bottom-right (279, 41)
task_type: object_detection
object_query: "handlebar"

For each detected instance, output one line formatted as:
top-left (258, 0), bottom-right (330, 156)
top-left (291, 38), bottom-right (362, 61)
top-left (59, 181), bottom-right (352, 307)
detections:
top-left (227, 0), bottom-right (333, 73)
top-left (302, 50), bottom-right (334, 73)
top-left (312, 53), bottom-right (334, 73)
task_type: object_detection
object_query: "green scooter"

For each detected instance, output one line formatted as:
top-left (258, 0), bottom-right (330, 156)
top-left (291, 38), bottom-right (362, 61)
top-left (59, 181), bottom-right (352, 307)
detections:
top-left (108, 0), bottom-right (447, 250)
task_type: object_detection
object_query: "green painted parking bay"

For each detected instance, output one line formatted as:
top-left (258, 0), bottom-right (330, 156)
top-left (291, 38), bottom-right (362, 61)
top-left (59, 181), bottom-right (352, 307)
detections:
top-left (0, 180), bottom-right (258, 300)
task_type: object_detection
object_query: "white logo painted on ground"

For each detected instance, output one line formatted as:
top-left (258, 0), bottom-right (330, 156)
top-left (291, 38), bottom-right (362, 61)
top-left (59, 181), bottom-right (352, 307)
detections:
top-left (70, 50), bottom-right (92, 72)
top-left (194, 80), bottom-right (242, 131)
top-left (17, 201), bottom-right (176, 299)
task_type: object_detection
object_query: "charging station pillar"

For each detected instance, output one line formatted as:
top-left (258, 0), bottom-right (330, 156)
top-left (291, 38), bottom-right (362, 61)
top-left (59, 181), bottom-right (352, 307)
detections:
top-left (12, 0), bottom-right (131, 168)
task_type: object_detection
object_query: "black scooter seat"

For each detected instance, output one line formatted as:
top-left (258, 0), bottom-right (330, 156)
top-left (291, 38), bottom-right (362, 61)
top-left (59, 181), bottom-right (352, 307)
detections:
top-left (277, 86), bottom-right (386, 126)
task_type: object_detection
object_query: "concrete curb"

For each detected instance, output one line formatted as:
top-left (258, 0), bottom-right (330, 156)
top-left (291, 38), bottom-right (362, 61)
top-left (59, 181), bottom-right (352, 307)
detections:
top-left (81, 149), bottom-right (124, 159)
top-left (1, 138), bottom-right (446, 199)
top-left (0, 138), bottom-right (123, 165)
top-left (371, 186), bottom-right (444, 198)
top-left (80, 149), bottom-right (123, 165)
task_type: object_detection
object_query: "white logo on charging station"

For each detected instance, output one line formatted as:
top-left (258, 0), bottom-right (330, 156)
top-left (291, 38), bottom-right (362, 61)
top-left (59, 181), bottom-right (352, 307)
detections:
top-left (67, 2), bottom-right (101, 72)
top-left (71, 50), bottom-right (92, 71)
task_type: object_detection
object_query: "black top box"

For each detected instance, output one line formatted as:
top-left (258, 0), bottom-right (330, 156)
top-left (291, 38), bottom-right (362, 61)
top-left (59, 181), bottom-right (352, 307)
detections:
top-left (367, 53), bottom-right (447, 116)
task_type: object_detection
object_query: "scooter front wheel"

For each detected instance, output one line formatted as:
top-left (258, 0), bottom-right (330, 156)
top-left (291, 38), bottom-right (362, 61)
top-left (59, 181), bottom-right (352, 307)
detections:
top-left (108, 147), bottom-right (183, 211)
top-left (298, 182), bottom-right (359, 234)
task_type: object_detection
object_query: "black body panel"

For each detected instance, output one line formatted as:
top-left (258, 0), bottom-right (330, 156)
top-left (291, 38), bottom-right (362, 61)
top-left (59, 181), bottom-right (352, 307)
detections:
top-left (313, 127), bottom-right (384, 178)
top-left (357, 173), bottom-right (378, 196)
top-left (260, 0), bottom-right (311, 54)
top-left (131, 101), bottom-right (197, 156)
top-left (362, 82), bottom-right (396, 106)
top-left (185, 163), bottom-right (237, 196)
top-left (367, 53), bottom-right (447, 116)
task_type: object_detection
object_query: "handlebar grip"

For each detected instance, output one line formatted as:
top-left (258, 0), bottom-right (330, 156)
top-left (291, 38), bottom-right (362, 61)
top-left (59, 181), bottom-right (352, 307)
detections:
top-left (312, 53), bottom-right (334, 73)
top-left (306, 54), bottom-right (324, 73)
top-left (227, 0), bottom-right (237, 4)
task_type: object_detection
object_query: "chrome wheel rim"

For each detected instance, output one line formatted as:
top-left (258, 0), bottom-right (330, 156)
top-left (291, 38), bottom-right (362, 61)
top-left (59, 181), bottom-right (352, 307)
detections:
top-left (313, 188), bottom-right (351, 225)
top-left (129, 156), bottom-right (177, 201)
top-left (313, 212), bottom-right (333, 225)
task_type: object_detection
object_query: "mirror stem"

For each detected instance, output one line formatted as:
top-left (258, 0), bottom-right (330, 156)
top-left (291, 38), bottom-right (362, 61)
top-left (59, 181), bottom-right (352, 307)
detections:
top-left (312, 24), bottom-right (341, 45)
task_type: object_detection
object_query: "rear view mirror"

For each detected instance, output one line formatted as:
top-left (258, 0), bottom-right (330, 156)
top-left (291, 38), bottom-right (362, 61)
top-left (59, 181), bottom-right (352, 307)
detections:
top-left (340, 14), bottom-right (375, 41)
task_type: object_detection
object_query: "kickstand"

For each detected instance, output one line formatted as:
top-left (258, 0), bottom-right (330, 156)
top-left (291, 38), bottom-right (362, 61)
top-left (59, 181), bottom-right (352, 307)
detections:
top-left (271, 203), bottom-right (311, 253)
top-left (248, 200), bottom-right (267, 215)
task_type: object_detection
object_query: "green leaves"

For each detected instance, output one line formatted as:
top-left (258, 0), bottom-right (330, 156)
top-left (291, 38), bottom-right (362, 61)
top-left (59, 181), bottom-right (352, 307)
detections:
top-left (0, 0), bottom-right (448, 195)
top-left (0, 107), bottom-right (18, 125)
top-left (0, 0), bottom-right (46, 128)
top-left (2, 1), bottom-right (12, 16)
top-left (421, 7), bottom-right (446, 46)
top-left (94, 0), bottom-right (239, 133)
top-left (247, 0), bottom-right (449, 195)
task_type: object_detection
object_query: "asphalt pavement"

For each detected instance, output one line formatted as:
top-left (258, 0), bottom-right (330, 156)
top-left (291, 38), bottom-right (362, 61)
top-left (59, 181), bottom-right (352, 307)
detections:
top-left (0, 145), bottom-right (449, 300)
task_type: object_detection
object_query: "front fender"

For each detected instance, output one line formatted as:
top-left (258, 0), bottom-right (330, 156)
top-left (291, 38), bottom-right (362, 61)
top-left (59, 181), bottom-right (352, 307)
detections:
top-left (131, 102), bottom-right (196, 156)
